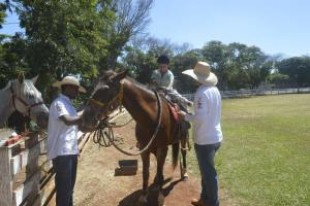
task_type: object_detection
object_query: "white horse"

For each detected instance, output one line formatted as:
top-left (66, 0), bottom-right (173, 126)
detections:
top-left (0, 74), bottom-right (49, 129)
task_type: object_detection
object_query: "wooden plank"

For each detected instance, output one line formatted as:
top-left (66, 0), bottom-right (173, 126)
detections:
top-left (0, 130), bottom-right (94, 206)
top-left (0, 146), bottom-right (14, 206)
top-left (39, 137), bottom-right (47, 154)
top-left (40, 171), bottom-right (56, 206)
top-left (19, 192), bottom-right (40, 206)
top-left (78, 134), bottom-right (89, 151)
top-left (79, 133), bottom-right (92, 156)
top-left (23, 193), bottom-right (41, 206)
top-left (12, 155), bottom-right (52, 191)
top-left (77, 131), bottom-right (84, 141)
top-left (13, 171), bottom-right (41, 206)
top-left (11, 140), bottom-right (43, 177)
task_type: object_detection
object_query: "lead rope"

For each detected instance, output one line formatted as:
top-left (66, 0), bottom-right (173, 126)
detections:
top-left (93, 90), bottom-right (162, 156)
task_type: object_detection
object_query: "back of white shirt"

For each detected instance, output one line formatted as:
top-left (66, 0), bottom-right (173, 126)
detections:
top-left (47, 94), bottom-right (79, 160)
top-left (185, 86), bottom-right (223, 145)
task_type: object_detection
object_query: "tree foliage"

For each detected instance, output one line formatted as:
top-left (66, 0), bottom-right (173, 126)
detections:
top-left (100, 0), bottom-right (153, 72)
top-left (276, 56), bottom-right (310, 87)
top-left (1, 1), bottom-right (309, 99)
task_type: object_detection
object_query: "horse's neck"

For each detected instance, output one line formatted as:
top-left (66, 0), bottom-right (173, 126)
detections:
top-left (0, 88), bottom-right (14, 127)
top-left (122, 80), bottom-right (155, 123)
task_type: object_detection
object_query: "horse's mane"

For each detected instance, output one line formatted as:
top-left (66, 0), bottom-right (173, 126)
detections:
top-left (97, 70), bottom-right (155, 96)
top-left (125, 76), bottom-right (155, 96)
top-left (22, 79), bottom-right (42, 99)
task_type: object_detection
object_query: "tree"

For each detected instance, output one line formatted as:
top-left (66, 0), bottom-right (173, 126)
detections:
top-left (173, 49), bottom-right (203, 93)
top-left (16, 0), bottom-right (115, 94)
top-left (277, 56), bottom-right (310, 87)
top-left (121, 36), bottom-right (175, 84)
top-left (267, 72), bottom-right (289, 88)
top-left (201, 41), bottom-right (231, 89)
top-left (0, 33), bottom-right (30, 88)
top-left (100, 0), bottom-right (153, 72)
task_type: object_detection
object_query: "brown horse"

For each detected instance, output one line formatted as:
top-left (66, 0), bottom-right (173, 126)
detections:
top-left (80, 70), bottom-right (190, 205)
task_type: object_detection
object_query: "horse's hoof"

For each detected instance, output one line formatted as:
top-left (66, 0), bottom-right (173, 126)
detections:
top-left (158, 191), bottom-right (165, 206)
top-left (182, 172), bottom-right (189, 181)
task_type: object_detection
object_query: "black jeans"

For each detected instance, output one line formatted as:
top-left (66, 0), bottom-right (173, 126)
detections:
top-left (195, 143), bottom-right (221, 206)
top-left (52, 155), bottom-right (78, 206)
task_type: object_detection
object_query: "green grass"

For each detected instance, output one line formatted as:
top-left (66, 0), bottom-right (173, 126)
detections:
top-left (186, 94), bottom-right (310, 206)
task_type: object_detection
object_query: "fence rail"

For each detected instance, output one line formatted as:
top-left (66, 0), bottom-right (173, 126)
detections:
top-left (0, 108), bottom-right (124, 206)
top-left (0, 131), bottom-right (87, 206)
top-left (182, 87), bottom-right (310, 100)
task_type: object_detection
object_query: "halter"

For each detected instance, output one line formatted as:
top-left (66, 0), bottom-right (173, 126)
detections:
top-left (10, 84), bottom-right (44, 117)
top-left (88, 83), bottom-right (124, 113)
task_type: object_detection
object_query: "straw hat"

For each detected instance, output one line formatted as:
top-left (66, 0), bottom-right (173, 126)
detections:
top-left (182, 61), bottom-right (218, 86)
top-left (52, 76), bottom-right (86, 93)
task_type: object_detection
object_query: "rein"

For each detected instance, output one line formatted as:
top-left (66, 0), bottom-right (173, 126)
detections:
top-left (93, 90), bottom-right (163, 156)
top-left (10, 84), bottom-right (44, 117)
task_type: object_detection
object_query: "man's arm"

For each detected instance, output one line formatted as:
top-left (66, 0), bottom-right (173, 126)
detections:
top-left (59, 110), bottom-right (84, 126)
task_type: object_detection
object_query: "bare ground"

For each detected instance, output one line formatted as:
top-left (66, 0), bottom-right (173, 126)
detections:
top-left (52, 112), bottom-right (237, 206)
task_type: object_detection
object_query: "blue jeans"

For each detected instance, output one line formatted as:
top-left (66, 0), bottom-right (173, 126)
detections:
top-left (52, 155), bottom-right (78, 206)
top-left (195, 143), bottom-right (221, 206)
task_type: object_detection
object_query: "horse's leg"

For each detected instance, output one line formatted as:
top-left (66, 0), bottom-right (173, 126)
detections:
top-left (180, 138), bottom-right (189, 180)
top-left (154, 147), bottom-right (168, 187)
top-left (180, 133), bottom-right (190, 180)
top-left (154, 147), bottom-right (168, 206)
top-left (138, 151), bottom-right (150, 205)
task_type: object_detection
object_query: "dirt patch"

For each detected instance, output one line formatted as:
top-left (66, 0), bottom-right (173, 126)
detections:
top-left (56, 112), bottom-right (236, 206)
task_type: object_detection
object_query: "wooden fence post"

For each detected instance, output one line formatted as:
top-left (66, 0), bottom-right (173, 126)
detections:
top-left (0, 146), bottom-right (14, 206)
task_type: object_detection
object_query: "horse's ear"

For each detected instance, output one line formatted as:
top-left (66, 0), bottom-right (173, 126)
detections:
top-left (113, 70), bottom-right (128, 82)
top-left (32, 75), bottom-right (39, 84)
top-left (18, 73), bottom-right (25, 84)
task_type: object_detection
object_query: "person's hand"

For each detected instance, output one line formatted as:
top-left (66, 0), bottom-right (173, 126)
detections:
top-left (177, 111), bottom-right (186, 120)
top-left (186, 100), bottom-right (193, 107)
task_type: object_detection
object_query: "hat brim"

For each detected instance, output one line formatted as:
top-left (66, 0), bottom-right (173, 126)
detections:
top-left (182, 69), bottom-right (218, 86)
top-left (52, 81), bottom-right (86, 93)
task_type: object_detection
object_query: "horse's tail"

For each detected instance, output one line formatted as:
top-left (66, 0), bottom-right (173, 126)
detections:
top-left (172, 142), bottom-right (179, 169)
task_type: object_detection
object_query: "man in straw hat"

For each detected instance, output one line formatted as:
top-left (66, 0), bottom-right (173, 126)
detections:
top-left (47, 75), bottom-right (86, 206)
top-left (178, 61), bottom-right (223, 206)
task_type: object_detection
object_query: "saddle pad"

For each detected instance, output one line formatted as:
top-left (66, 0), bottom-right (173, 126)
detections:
top-left (168, 103), bottom-right (180, 122)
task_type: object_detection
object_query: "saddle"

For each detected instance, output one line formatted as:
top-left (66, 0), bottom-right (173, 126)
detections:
top-left (168, 102), bottom-right (181, 122)
top-left (159, 94), bottom-right (191, 143)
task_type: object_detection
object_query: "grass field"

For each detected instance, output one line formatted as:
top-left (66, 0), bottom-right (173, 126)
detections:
top-left (187, 94), bottom-right (310, 206)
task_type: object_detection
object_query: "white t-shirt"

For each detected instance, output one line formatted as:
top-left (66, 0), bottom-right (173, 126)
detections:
top-left (47, 94), bottom-right (79, 160)
top-left (151, 69), bottom-right (174, 90)
top-left (185, 85), bottom-right (223, 145)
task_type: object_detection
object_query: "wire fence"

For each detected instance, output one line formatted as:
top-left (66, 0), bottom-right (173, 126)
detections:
top-left (182, 87), bottom-right (310, 100)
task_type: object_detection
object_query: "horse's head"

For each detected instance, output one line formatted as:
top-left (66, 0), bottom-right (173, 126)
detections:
top-left (9, 74), bottom-right (49, 129)
top-left (79, 70), bottom-right (128, 132)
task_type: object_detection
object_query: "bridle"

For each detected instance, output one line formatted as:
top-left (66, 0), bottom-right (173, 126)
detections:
top-left (10, 84), bottom-right (44, 117)
top-left (86, 81), bottom-right (163, 156)
top-left (88, 83), bottom-right (124, 116)
top-left (91, 89), bottom-right (163, 156)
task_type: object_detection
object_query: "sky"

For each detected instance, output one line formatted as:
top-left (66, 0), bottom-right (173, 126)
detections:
top-left (147, 0), bottom-right (309, 57)
top-left (1, 0), bottom-right (309, 57)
